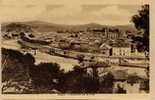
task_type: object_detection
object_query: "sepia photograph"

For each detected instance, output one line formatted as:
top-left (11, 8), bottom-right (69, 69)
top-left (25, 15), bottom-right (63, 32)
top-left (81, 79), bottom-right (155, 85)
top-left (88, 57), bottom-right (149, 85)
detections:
top-left (1, 0), bottom-right (151, 95)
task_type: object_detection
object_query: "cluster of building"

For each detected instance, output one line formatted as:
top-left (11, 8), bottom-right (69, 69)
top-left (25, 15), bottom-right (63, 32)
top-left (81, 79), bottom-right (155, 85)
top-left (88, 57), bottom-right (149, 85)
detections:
top-left (3, 25), bottom-right (147, 58)
top-left (54, 27), bottom-right (138, 58)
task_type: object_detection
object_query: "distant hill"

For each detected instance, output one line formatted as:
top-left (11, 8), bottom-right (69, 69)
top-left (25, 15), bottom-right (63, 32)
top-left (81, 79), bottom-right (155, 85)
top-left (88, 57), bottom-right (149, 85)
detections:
top-left (1, 21), bottom-right (137, 34)
top-left (1, 22), bottom-right (33, 33)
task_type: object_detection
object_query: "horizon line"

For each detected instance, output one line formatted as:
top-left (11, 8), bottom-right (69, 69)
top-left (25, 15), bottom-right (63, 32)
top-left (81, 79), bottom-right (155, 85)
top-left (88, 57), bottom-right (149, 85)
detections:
top-left (2, 20), bottom-right (135, 26)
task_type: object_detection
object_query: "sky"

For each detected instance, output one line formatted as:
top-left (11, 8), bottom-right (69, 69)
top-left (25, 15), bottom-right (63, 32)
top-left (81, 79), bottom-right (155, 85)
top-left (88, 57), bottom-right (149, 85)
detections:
top-left (0, 0), bottom-right (150, 25)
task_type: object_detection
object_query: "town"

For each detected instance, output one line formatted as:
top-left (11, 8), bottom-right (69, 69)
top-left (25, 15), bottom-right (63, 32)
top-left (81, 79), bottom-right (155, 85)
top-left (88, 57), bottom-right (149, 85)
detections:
top-left (1, 4), bottom-right (149, 94)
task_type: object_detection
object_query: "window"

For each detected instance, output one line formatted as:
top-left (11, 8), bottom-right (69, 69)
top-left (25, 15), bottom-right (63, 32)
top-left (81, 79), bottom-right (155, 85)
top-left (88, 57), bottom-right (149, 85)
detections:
top-left (120, 49), bottom-right (122, 55)
top-left (123, 50), bottom-right (125, 56)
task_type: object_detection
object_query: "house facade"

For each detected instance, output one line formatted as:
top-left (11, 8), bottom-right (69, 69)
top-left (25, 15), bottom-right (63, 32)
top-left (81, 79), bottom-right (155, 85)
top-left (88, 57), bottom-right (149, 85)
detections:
top-left (108, 41), bottom-right (131, 57)
top-left (111, 47), bottom-right (131, 57)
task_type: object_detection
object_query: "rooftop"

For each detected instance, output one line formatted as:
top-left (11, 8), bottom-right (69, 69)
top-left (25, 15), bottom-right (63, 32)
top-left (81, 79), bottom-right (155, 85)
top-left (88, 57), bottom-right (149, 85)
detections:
top-left (110, 42), bottom-right (131, 48)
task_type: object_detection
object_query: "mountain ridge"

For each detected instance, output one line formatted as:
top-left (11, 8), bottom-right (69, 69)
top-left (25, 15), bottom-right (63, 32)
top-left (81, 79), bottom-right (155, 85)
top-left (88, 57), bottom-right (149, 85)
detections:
top-left (2, 21), bottom-right (137, 33)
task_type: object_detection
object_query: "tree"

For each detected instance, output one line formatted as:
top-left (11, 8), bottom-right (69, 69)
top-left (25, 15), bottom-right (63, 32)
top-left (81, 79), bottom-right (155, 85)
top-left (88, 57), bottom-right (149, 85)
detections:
top-left (29, 62), bottom-right (64, 92)
top-left (116, 84), bottom-right (126, 93)
top-left (77, 54), bottom-right (85, 63)
top-left (24, 53), bottom-right (35, 66)
top-left (99, 72), bottom-right (114, 93)
top-left (101, 72), bottom-right (114, 88)
top-left (131, 4), bottom-right (149, 52)
top-left (88, 61), bottom-right (110, 79)
top-left (2, 49), bottom-right (35, 93)
top-left (60, 65), bottom-right (99, 93)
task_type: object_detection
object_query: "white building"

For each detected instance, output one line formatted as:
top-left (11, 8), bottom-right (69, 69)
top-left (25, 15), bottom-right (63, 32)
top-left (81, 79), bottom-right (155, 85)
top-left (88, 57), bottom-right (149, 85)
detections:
top-left (100, 42), bottom-right (131, 57)
top-left (111, 47), bottom-right (131, 57)
top-left (108, 42), bottom-right (131, 57)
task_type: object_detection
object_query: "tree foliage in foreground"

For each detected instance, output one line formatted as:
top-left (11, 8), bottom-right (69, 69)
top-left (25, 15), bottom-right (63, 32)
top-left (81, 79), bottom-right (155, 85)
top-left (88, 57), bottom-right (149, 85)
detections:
top-left (2, 49), bottom-right (116, 94)
top-left (131, 4), bottom-right (149, 52)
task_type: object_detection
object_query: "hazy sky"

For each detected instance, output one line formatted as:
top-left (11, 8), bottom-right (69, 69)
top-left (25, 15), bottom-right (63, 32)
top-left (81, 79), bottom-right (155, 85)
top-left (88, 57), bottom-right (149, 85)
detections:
top-left (0, 0), bottom-right (149, 25)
